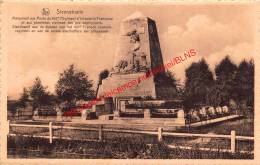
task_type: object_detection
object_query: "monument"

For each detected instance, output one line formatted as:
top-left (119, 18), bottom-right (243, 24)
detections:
top-left (98, 12), bottom-right (176, 99)
top-left (96, 12), bottom-right (180, 120)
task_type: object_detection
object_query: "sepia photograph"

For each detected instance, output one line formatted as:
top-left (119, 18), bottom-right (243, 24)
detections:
top-left (2, 1), bottom-right (256, 161)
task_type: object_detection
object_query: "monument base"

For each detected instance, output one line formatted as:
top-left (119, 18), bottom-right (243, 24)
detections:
top-left (98, 72), bottom-right (156, 98)
top-left (112, 117), bottom-right (186, 126)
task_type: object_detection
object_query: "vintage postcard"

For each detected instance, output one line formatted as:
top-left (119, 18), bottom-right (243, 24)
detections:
top-left (0, 0), bottom-right (259, 164)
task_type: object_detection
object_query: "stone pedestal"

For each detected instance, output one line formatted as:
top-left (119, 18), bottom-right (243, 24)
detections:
top-left (144, 109), bottom-right (151, 119)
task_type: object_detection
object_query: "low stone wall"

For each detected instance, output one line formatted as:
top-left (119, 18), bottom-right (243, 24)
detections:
top-left (113, 109), bottom-right (185, 126)
top-left (113, 117), bottom-right (185, 126)
top-left (33, 116), bottom-right (82, 122)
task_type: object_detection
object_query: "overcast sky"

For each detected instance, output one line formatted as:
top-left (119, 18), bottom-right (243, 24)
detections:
top-left (6, 3), bottom-right (255, 99)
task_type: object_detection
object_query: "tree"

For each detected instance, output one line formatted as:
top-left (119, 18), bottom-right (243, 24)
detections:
top-left (165, 71), bottom-right (177, 88)
top-left (206, 81), bottom-right (221, 106)
top-left (19, 87), bottom-right (30, 107)
top-left (184, 59), bottom-right (214, 108)
top-left (55, 64), bottom-right (94, 105)
top-left (29, 77), bottom-right (50, 108)
top-left (234, 59), bottom-right (254, 107)
top-left (96, 69), bottom-right (109, 97)
top-left (165, 71), bottom-right (183, 98)
top-left (248, 60), bottom-right (254, 106)
top-left (214, 56), bottom-right (237, 106)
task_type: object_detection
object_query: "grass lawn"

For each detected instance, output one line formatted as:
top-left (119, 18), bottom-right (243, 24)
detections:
top-left (8, 136), bottom-right (253, 159)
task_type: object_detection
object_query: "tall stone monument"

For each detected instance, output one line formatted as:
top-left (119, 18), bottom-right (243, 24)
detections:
top-left (97, 12), bottom-right (176, 100)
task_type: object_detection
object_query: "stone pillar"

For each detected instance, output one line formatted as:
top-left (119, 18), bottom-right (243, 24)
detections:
top-left (56, 106), bottom-right (63, 122)
top-left (114, 111), bottom-right (120, 118)
top-left (129, 98), bottom-right (134, 104)
top-left (33, 108), bottom-right (39, 116)
top-left (177, 110), bottom-right (185, 125)
top-left (81, 109), bottom-right (87, 121)
top-left (25, 102), bottom-right (33, 117)
top-left (104, 98), bottom-right (113, 114)
top-left (120, 100), bottom-right (126, 112)
top-left (113, 98), bottom-right (120, 119)
top-left (33, 108), bottom-right (39, 120)
top-left (177, 110), bottom-right (184, 118)
top-left (91, 105), bottom-right (96, 117)
top-left (144, 109), bottom-right (151, 119)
